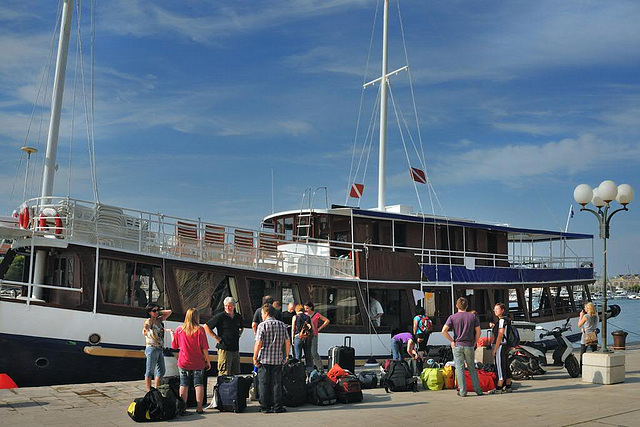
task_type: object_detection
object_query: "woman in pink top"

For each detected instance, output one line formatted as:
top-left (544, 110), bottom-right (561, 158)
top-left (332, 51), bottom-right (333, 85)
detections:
top-left (171, 308), bottom-right (210, 413)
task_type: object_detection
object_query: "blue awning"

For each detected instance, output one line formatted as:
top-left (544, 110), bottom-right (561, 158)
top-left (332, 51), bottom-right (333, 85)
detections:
top-left (421, 264), bottom-right (594, 284)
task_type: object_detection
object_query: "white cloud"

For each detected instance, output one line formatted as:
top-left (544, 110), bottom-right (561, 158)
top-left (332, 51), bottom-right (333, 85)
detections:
top-left (433, 134), bottom-right (640, 184)
top-left (99, 0), bottom-right (370, 43)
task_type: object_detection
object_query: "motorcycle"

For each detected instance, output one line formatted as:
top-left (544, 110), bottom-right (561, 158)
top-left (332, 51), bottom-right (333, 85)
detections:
top-left (509, 347), bottom-right (545, 380)
top-left (537, 318), bottom-right (581, 378)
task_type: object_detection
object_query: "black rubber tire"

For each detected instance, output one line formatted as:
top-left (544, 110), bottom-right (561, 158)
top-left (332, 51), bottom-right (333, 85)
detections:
top-left (509, 359), bottom-right (526, 380)
top-left (565, 355), bottom-right (580, 378)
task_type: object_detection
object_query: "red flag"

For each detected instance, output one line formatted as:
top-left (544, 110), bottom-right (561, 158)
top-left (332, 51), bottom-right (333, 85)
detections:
top-left (350, 183), bottom-right (364, 198)
top-left (410, 167), bottom-right (427, 184)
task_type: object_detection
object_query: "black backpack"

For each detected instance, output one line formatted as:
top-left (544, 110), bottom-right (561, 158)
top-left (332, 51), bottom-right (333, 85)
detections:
top-left (506, 322), bottom-right (520, 347)
top-left (282, 359), bottom-right (307, 407)
top-left (381, 360), bottom-right (418, 393)
top-left (306, 375), bottom-right (337, 406)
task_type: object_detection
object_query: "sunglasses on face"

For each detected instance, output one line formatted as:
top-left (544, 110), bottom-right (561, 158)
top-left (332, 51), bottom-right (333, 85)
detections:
top-left (151, 309), bottom-right (159, 313)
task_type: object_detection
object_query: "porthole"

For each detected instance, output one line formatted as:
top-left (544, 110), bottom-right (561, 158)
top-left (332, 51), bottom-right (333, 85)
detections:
top-left (88, 333), bottom-right (101, 345)
top-left (35, 357), bottom-right (49, 368)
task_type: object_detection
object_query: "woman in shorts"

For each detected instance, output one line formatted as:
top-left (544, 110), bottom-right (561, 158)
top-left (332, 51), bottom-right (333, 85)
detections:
top-left (142, 303), bottom-right (172, 391)
top-left (171, 308), bottom-right (210, 413)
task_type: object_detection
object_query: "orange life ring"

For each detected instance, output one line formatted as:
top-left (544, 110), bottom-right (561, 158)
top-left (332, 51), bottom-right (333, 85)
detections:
top-left (18, 205), bottom-right (30, 229)
top-left (38, 208), bottom-right (63, 235)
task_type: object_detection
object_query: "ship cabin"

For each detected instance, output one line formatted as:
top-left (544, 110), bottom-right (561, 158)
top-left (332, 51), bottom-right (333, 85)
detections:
top-left (263, 203), bottom-right (596, 330)
top-left (0, 198), bottom-right (595, 336)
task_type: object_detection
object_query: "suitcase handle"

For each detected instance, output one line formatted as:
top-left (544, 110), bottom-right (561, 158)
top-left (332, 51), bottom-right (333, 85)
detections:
top-left (344, 336), bottom-right (351, 347)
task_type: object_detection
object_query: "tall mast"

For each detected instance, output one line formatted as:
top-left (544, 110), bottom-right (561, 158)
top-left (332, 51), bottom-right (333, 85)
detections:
top-left (377, 0), bottom-right (389, 211)
top-left (33, 0), bottom-right (74, 300)
top-left (41, 0), bottom-right (74, 200)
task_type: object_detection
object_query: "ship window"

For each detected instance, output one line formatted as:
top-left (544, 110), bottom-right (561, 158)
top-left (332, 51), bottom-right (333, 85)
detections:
top-left (174, 269), bottom-right (238, 318)
top-left (248, 279), bottom-right (300, 313)
top-left (99, 259), bottom-right (129, 305)
top-left (365, 289), bottom-right (408, 331)
top-left (308, 285), bottom-right (362, 326)
top-left (53, 257), bottom-right (74, 287)
top-left (99, 259), bottom-right (169, 308)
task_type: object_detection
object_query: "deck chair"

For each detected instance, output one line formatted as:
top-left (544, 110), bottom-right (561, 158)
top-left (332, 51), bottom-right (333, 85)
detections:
top-left (257, 232), bottom-right (283, 270)
top-left (176, 220), bottom-right (199, 258)
top-left (232, 229), bottom-right (255, 265)
top-left (204, 224), bottom-right (226, 261)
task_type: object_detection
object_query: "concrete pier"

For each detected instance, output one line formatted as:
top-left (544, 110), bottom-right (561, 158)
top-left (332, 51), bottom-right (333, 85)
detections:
top-left (1, 345), bottom-right (639, 426)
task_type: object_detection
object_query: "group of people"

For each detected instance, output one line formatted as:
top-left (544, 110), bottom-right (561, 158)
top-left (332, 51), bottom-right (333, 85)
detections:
top-left (141, 295), bottom-right (330, 414)
top-left (392, 297), bottom-right (600, 397)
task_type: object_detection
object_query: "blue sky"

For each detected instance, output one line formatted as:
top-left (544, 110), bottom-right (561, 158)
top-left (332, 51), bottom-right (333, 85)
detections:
top-left (0, 0), bottom-right (638, 276)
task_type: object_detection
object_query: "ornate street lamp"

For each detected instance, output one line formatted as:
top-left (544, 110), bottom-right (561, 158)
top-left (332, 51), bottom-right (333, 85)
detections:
top-left (573, 180), bottom-right (634, 352)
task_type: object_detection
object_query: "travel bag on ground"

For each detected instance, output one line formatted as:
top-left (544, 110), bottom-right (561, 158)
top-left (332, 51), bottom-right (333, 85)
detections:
top-left (306, 374), bottom-right (337, 406)
top-left (358, 370), bottom-right (378, 389)
top-left (420, 367), bottom-right (444, 391)
top-left (327, 363), bottom-right (350, 384)
top-left (334, 374), bottom-right (363, 403)
top-left (213, 375), bottom-right (252, 413)
top-left (381, 360), bottom-right (418, 392)
top-left (127, 386), bottom-right (183, 422)
top-left (442, 365), bottom-right (455, 389)
top-left (328, 336), bottom-right (356, 373)
top-left (456, 369), bottom-right (497, 393)
top-left (282, 358), bottom-right (307, 407)
top-left (160, 374), bottom-right (207, 408)
top-left (409, 358), bottom-right (424, 376)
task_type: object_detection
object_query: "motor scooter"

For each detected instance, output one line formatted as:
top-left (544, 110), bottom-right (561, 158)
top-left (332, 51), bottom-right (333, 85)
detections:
top-left (537, 318), bottom-right (580, 378)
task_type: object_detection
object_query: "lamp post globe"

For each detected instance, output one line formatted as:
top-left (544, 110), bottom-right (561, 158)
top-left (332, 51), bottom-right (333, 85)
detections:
top-left (573, 184), bottom-right (593, 206)
top-left (616, 184), bottom-right (634, 206)
top-left (591, 188), bottom-right (605, 208)
top-left (598, 180), bottom-right (618, 203)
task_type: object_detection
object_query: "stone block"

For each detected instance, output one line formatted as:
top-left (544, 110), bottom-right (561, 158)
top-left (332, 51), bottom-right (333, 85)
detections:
top-left (581, 352), bottom-right (625, 384)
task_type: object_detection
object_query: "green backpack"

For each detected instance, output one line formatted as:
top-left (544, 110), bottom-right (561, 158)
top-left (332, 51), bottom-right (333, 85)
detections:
top-left (420, 367), bottom-right (444, 391)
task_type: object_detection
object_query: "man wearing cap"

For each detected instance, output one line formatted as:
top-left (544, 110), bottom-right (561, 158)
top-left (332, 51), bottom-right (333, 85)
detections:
top-left (204, 297), bottom-right (243, 376)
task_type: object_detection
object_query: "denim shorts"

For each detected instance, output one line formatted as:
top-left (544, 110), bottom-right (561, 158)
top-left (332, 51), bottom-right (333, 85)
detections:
top-left (179, 368), bottom-right (205, 387)
top-left (144, 346), bottom-right (166, 379)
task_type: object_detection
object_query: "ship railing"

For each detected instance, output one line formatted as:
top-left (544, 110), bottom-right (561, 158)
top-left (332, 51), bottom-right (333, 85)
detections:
top-left (410, 246), bottom-right (592, 270)
top-left (12, 197), bottom-right (357, 279)
top-left (0, 278), bottom-right (82, 306)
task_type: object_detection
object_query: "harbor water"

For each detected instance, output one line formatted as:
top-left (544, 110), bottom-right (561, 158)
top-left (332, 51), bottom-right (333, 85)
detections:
top-left (602, 298), bottom-right (640, 344)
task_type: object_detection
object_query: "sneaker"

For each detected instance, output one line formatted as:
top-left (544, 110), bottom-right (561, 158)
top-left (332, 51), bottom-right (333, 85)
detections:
top-left (260, 407), bottom-right (274, 413)
top-left (489, 388), bottom-right (502, 394)
top-left (273, 407), bottom-right (287, 413)
top-left (476, 391), bottom-right (484, 396)
top-left (456, 391), bottom-right (467, 397)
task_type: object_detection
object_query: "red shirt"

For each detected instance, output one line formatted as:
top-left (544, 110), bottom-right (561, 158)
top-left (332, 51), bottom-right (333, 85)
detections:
top-left (171, 326), bottom-right (209, 370)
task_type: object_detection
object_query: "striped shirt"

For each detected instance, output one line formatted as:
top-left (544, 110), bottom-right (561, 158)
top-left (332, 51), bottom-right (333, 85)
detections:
top-left (255, 317), bottom-right (289, 365)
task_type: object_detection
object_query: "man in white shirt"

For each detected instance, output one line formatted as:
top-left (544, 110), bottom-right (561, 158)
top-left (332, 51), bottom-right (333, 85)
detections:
top-left (369, 296), bottom-right (384, 327)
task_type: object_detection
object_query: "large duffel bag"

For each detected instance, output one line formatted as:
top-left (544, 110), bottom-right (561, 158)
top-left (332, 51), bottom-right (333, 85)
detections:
top-left (381, 360), bottom-right (418, 392)
top-left (307, 375), bottom-right (337, 406)
top-left (456, 369), bottom-right (497, 393)
top-left (328, 336), bottom-right (356, 374)
top-left (358, 371), bottom-right (378, 389)
top-left (282, 358), bottom-right (307, 407)
top-left (127, 386), bottom-right (184, 422)
top-left (420, 367), bottom-right (444, 391)
top-left (213, 375), bottom-right (251, 413)
top-left (334, 375), bottom-right (363, 403)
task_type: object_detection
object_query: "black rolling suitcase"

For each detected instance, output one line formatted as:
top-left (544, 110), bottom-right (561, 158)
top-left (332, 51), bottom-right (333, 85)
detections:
top-left (213, 375), bottom-right (252, 413)
top-left (328, 336), bottom-right (356, 373)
